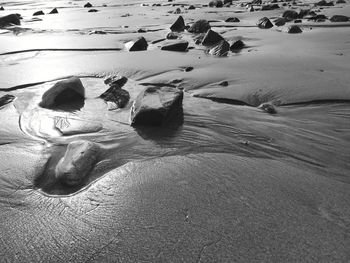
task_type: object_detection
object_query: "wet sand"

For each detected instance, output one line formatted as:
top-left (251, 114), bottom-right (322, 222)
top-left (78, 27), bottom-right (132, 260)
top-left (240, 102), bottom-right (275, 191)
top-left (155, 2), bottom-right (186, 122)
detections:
top-left (0, 0), bottom-right (350, 262)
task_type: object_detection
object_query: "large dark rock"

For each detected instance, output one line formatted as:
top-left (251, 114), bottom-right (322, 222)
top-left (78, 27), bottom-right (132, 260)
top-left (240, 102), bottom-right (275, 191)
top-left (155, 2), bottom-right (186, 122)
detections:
top-left (125, 37), bottom-right (148, 51)
top-left (131, 86), bottom-right (183, 126)
top-left (33, 10), bottom-right (44, 16)
top-left (209, 0), bottom-right (223, 7)
top-left (170, 16), bottom-right (185, 32)
top-left (287, 25), bottom-right (302, 33)
top-left (0, 94), bottom-right (15, 108)
top-left (0, 14), bottom-right (21, 27)
top-left (161, 41), bottom-right (189, 52)
top-left (257, 17), bottom-right (274, 29)
top-left (55, 140), bottom-right (100, 186)
top-left (104, 75), bottom-right (128, 87)
top-left (84, 2), bottom-right (93, 8)
top-left (201, 29), bottom-right (224, 46)
top-left (282, 10), bottom-right (299, 20)
top-left (0, 6), bottom-right (4, 11)
top-left (230, 40), bottom-right (245, 51)
top-left (330, 15), bottom-right (349, 22)
top-left (225, 17), bottom-right (240, 22)
top-left (188, 19), bottom-right (211, 33)
top-left (208, 40), bottom-right (230, 57)
top-left (39, 77), bottom-right (85, 109)
top-left (49, 8), bottom-right (58, 14)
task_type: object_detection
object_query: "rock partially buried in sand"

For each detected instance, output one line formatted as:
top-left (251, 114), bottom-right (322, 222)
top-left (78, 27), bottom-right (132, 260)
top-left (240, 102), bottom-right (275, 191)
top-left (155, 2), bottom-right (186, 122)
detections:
top-left (49, 8), bottom-right (58, 14)
top-left (261, 4), bottom-right (280, 10)
top-left (100, 76), bottom-right (130, 110)
top-left (201, 29), bottom-right (224, 46)
top-left (131, 86), bottom-right (183, 126)
top-left (209, 0), bottom-right (223, 7)
top-left (316, 0), bottom-right (334, 6)
top-left (208, 40), bottom-right (230, 57)
top-left (170, 15), bottom-right (185, 32)
top-left (84, 2), bottom-right (93, 8)
top-left (257, 17), bottom-right (274, 29)
top-left (188, 19), bottom-right (211, 33)
top-left (55, 140), bottom-right (99, 186)
top-left (330, 15), bottom-right (349, 22)
top-left (230, 40), bottom-right (245, 51)
top-left (258, 102), bottom-right (277, 114)
top-left (282, 10), bottom-right (299, 20)
top-left (225, 17), bottom-right (240, 22)
top-left (88, 9), bottom-right (99, 12)
top-left (161, 41), bottom-right (189, 52)
top-left (125, 36), bottom-right (148, 51)
top-left (104, 75), bottom-right (128, 87)
top-left (287, 25), bottom-right (302, 33)
top-left (39, 77), bottom-right (85, 109)
top-left (0, 14), bottom-right (21, 27)
top-left (274, 17), bottom-right (286, 26)
top-left (0, 94), bottom-right (15, 108)
top-left (33, 10), bottom-right (44, 16)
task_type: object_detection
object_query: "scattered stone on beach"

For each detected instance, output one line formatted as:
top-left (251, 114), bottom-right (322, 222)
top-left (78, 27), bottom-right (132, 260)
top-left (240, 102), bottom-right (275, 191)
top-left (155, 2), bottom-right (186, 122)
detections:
top-left (170, 16), bottom-right (185, 32)
top-left (0, 6), bottom-right (4, 11)
top-left (100, 88), bottom-right (130, 110)
top-left (257, 17), bottom-right (274, 29)
top-left (316, 0), bottom-right (334, 5)
top-left (208, 40), bottom-right (230, 57)
top-left (230, 40), bottom-right (245, 51)
top-left (33, 10), bottom-right (44, 16)
top-left (282, 10), bottom-right (299, 20)
top-left (185, 66), bottom-right (194, 72)
top-left (308, 14), bottom-right (328, 20)
top-left (166, 32), bottom-right (179, 39)
top-left (219, 80), bottom-right (228, 86)
top-left (225, 17), bottom-right (240, 22)
top-left (261, 4), bottom-right (280, 10)
top-left (88, 9), bottom-right (98, 12)
top-left (0, 14), bottom-right (21, 27)
top-left (55, 140), bottom-right (100, 186)
top-left (188, 5), bottom-right (196, 10)
top-left (274, 17), bottom-right (286, 26)
top-left (248, 5), bottom-right (255, 12)
top-left (173, 8), bottom-right (182, 14)
top-left (330, 15), bottom-right (349, 22)
top-left (188, 19), bottom-right (211, 33)
top-left (287, 25), bottom-right (302, 33)
top-left (130, 86), bottom-right (183, 126)
top-left (84, 2), bottom-right (93, 8)
top-left (125, 36), bottom-right (148, 51)
top-left (258, 102), bottom-right (277, 114)
top-left (0, 94), bottom-right (15, 108)
top-left (201, 29), bottom-right (224, 46)
top-left (161, 41), bottom-right (189, 52)
top-left (294, 19), bottom-right (302, 23)
top-left (49, 8), bottom-right (58, 14)
top-left (209, 0), bottom-right (223, 7)
top-left (336, 0), bottom-right (346, 3)
top-left (39, 77), bottom-right (85, 109)
top-left (104, 75), bottom-right (128, 87)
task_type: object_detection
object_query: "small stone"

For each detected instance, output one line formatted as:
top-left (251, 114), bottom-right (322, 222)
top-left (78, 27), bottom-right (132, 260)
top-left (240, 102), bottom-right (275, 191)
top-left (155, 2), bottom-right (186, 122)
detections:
top-left (230, 40), bottom-right (245, 51)
top-left (0, 6), bottom-right (4, 11)
top-left (287, 25), bottom-right (302, 33)
top-left (125, 37), bottom-right (148, 51)
top-left (104, 76), bottom-right (128, 87)
top-left (88, 9), bottom-right (98, 12)
top-left (49, 8), bottom-right (58, 14)
top-left (33, 10), bottom-right (44, 16)
top-left (84, 2), bottom-right (92, 8)
top-left (208, 40), bottom-right (230, 57)
top-left (294, 19), bottom-right (302, 23)
top-left (101, 88), bottom-right (130, 110)
top-left (274, 17), bottom-right (286, 26)
top-left (209, 0), bottom-right (223, 7)
top-left (258, 102), bottom-right (277, 114)
top-left (282, 10), bottom-right (299, 20)
top-left (225, 17), bottom-right (240, 22)
top-left (257, 17), bottom-right (274, 29)
top-left (185, 66), bottom-right (194, 72)
top-left (170, 15), bottom-right (185, 32)
top-left (188, 5), bottom-right (196, 10)
top-left (201, 29), bottom-right (224, 46)
top-left (219, 81), bottom-right (228, 86)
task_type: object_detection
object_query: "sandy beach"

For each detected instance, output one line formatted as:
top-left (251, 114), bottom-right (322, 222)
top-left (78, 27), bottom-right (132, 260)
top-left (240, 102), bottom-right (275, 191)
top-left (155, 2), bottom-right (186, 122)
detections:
top-left (0, 0), bottom-right (350, 262)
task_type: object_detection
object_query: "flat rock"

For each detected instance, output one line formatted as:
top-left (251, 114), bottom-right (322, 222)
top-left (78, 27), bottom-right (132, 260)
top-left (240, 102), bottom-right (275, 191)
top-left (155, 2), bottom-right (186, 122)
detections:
top-left (225, 17), bottom-right (240, 22)
top-left (188, 19), bottom-right (211, 33)
top-left (257, 17), bottom-right (274, 29)
top-left (170, 16), bottom-right (185, 32)
top-left (55, 140), bottom-right (100, 186)
top-left (125, 37), bottom-right (148, 51)
top-left (101, 88), bottom-right (130, 110)
top-left (104, 75), bottom-right (128, 87)
top-left (33, 11), bottom-right (44, 16)
top-left (208, 40), bottom-right (230, 57)
top-left (316, 0), bottom-right (334, 5)
top-left (330, 15), bottom-right (349, 22)
top-left (261, 4), bottom-right (280, 10)
top-left (161, 41), bottom-right (189, 52)
top-left (88, 9), bottom-right (99, 12)
top-left (0, 6), bottom-right (4, 11)
top-left (0, 14), bottom-right (21, 27)
top-left (201, 29), bottom-right (224, 46)
top-left (131, 86), bottom-right (183, 126)
top-left (39, 77), bottom-right (85, 109)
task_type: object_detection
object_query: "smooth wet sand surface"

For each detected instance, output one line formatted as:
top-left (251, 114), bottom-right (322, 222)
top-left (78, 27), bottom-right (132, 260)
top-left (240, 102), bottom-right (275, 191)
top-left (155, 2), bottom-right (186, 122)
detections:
top-left (0, 0), bottom-right (350, 262)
